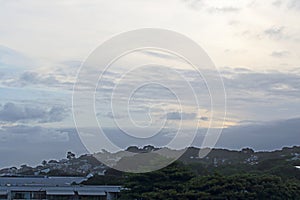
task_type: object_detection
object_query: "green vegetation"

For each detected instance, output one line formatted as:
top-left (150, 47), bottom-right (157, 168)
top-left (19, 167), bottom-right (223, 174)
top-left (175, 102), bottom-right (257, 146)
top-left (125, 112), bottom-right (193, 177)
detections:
top-left (85, 161), bottom-right (300, 199)
top-left (83, 146), bottom-right (300, 199)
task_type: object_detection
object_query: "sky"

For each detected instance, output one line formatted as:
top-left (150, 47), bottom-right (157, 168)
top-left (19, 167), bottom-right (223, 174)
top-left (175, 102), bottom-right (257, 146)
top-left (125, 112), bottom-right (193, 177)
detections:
top-left (0, 0), bottom-right (300, 167)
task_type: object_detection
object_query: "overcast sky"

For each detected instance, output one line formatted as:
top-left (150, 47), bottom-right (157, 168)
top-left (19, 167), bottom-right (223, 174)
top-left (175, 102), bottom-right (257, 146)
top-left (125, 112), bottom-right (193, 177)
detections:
top-left (0, 0), bottom-right (300, 167)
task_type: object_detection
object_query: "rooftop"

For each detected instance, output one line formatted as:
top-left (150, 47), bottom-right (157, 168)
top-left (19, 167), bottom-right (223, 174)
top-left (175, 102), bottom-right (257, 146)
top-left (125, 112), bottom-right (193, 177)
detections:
top-left (0, 176), bottom-right (86, 186)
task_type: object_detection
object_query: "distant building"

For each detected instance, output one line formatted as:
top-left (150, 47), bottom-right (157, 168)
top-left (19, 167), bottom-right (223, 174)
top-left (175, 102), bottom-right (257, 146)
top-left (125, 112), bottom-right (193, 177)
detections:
top-left (0, 176), bottom-right (120, 200)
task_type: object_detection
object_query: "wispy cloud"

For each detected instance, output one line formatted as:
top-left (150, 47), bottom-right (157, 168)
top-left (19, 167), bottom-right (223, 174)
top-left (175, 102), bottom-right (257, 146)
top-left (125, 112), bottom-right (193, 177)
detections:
top-left (272, 0), bottom-right (283, 7)
top-left (0, 125), bottom-right (69, 143)
top-left (264, 26), bottom-right (286, 40)
top-left (0, 45), bottom-right (34, 69)
top-left (0, 102), bottom-right (68, 123)
top-left (165, 112), bottom-right (197, 120)
top-left (271, 50), bottom-right (290, 57)
top-left (288, 0), bottom-right (300, 10)
top-left (207, 6), bottom-right (241, 13)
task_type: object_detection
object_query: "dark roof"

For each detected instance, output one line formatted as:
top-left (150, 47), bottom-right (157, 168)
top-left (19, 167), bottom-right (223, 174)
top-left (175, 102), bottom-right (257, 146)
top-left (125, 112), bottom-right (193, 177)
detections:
top-left (0, 185), bottom-right (121, 194)
top-left (0, 176), bottom-right (86, 186)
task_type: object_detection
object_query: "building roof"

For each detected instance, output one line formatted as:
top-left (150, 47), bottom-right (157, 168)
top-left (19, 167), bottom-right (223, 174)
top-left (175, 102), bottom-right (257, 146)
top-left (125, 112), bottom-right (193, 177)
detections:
top-left (0, 190), bottom-right (7, 195)
top-left (46, 190), bottom-right (75, 195)
top-left (0, 185), bottom-right (121, 194)
top-left (0, 176), bottom-right (121, 195)
top-left (0, 176), bottom-right (86, 186)
top-left (77, 191), bottom-right (106, 196)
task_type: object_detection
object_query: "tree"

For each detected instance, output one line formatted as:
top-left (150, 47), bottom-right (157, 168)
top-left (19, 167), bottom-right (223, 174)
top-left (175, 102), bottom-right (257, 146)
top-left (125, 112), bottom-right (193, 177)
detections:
top-left (120, 161), bottom-right (195, 200)
top-left (187, 174), bottom-right (300, 199)
top-left (119, 167), bottom-right (300, 199)
top-left (42, 160), bottom-right (47, 166)
top-left (67, 151), bottom-right (75, 160)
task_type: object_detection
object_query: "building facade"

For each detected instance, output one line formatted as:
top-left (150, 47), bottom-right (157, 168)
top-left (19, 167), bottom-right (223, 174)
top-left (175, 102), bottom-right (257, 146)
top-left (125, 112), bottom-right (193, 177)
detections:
top-left (0, 177), bottom-right (120, 200)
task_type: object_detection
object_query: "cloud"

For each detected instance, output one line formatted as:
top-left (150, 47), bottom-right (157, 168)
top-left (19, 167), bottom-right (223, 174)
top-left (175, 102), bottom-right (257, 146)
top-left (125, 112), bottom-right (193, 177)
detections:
top-left (208, 6), bottom-right (241, 13)
top-left (216, 117), bottom-right (300, 150)
top-left (0, 116), bottom-right (299, 167)
top-left (92, 66), bottom-right (300, 125)
top-left (271, 50), bottom-right (290, 57)
top-left (0, 125), bottom-right (69, 143)
top-left (199, 116), bottom-right (209, 121)
top-left (181, 0), bottom-right (205, 11)
top-left (0, 70), bottom-right (76, 92)
top-left (0, 45), bottom-right (34, 69)
top-left (0, 126), bottom-right (87, 168)
top-left (264, 26), bottom-right (286, 40)
top-left (221, 68), bottom-right (300, 98)
top-left (141, 50), bottom-right (180, 61)
top-left (272, 0), bottom-right (283, 7)
top-left (104, 112), bottom-right (125, 119)
top-left (288, 0), bottom-right (300, 10)
top-left (3, 71), bottom-right (73, 88)
top-left (0, 102), bottom-right (68, 123)
top-left (219, 67), bottom-right (300, 122)
top-left (166, 112), bottom-right (197, 120)
top-left (19, 71), bottom-right (59, 85)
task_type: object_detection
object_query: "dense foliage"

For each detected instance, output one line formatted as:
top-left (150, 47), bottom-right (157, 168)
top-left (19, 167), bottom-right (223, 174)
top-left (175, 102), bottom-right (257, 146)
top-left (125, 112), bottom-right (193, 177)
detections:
top-left (84, 160), bottom-right (300, 199)
top-left (83, 146), bottom-right (300, 199)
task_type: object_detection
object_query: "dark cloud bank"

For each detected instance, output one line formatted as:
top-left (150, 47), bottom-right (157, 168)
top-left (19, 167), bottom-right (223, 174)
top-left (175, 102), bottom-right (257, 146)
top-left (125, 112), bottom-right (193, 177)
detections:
top-left (0, 117), bottom-right (299, 168)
